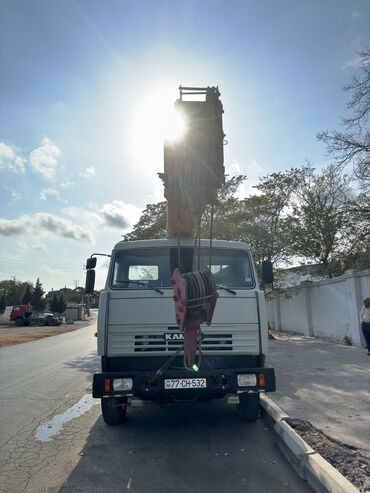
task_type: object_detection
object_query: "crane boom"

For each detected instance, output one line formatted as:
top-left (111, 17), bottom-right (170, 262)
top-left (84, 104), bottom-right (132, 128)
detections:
top-left (161, 86), bottom-right (225, 238)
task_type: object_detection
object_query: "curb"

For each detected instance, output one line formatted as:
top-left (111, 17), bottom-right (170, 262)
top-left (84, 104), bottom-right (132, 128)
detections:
top-left (260, 394), bottom-right (360, 493)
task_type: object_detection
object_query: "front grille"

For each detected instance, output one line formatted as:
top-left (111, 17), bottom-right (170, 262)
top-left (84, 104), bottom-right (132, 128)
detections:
top-left (134, 333), bottom-right (233, 352)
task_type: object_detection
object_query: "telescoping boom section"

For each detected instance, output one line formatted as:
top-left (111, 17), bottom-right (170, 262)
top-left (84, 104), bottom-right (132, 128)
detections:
top-left (161, 86), bottom-right (225, 238)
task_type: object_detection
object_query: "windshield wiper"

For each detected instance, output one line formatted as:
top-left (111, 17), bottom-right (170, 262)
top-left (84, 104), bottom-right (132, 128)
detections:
top-left (117, 280), bottom-right (164, 295)
top-left (216, 285), bottom-right (237, 295)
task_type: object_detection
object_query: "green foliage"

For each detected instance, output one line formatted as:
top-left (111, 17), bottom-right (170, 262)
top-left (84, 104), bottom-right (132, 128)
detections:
top-left (0, 278), bottom-right (33, 306)
top-left (126, 202), bottom-right (167, 240)
top-left (241, 169), bottom-right (302, 267)
top-left (31, 278), bottom-right (46, 314)
top-left (57, 295), bottom-right (67, 314)
top-left (127, 176), bottom-right (249, 242)
top-left (290, 165), bottom-right (351, 276)
top-left (49, 293), bottom-right (59, 314)
top-left (21, 284), bottom-right (33, 304)
top-left (0, 294), bottom-right (6, 313)
top-left (125, 161), bottom-right (368, 278)
top-left (69, 290), bottom-right (83, 303)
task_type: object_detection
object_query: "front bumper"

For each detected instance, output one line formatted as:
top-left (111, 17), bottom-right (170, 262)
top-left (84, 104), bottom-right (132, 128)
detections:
top-left (92, 366), bottom-right (275, 401)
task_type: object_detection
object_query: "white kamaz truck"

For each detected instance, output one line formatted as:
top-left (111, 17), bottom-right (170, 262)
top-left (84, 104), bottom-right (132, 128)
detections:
top-left (86, 86), bottom-right (276, 424)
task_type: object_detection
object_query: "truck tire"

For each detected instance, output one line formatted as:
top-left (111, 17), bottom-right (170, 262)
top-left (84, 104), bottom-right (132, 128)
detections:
top-left (236, 392), bottom-right (260, 422)
top-left (101, 397), bottom-right (127, 425)
top-left (15, 317), bottom-right (24, 326)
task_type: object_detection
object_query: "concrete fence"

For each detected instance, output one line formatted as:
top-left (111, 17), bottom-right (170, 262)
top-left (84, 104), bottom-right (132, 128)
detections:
top-left (267, 269), bottom-right (370, 347)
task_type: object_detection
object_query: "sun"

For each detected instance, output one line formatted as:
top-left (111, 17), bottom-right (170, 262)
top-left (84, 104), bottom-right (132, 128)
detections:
top-left (131, 87), bottom-right (187, 167)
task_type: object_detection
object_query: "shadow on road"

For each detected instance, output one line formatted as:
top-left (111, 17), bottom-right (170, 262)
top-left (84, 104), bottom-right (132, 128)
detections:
top-left (64, 352), bottom-right (100, 375)
top-left (59, 400), bottom-right (312, 493)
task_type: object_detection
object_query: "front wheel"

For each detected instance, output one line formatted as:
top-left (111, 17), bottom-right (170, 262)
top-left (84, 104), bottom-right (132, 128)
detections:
top-left (101, 397), bottom-right (127, 425)
top-left (236, 392), bottom-right (260, 422)
top-left (15, 317), bottom-right (24, 326)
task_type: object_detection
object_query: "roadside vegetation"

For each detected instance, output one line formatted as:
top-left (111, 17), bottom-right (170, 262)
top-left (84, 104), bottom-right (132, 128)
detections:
top-left (0, 277), bottom-right (67, 316)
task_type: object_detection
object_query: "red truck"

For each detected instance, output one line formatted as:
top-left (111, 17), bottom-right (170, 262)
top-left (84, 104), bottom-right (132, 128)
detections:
top-left (10, 304), bottom-right (32, 326)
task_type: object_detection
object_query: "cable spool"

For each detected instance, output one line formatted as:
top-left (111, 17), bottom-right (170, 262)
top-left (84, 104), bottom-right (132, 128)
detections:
top-left (172, 267), bottom-right (218, 370)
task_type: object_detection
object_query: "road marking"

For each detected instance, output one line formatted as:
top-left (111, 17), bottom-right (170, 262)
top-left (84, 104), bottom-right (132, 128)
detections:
top-left (127, 478), bottom-right (132, 489)
top-left (35, 393), bottom-right (99, 442)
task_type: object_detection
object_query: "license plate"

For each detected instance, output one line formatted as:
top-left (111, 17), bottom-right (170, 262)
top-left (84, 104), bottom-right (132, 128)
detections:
top-left (164, 378), bottom-right (207, 389)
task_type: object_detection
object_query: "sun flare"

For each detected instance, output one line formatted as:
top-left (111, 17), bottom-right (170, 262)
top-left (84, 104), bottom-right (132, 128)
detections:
top-left (131, 88), bottom-right (186, 166)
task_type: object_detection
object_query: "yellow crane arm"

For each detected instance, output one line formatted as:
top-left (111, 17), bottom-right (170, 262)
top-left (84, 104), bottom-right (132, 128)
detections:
top-left (160, 86), bottom-right (225, 238)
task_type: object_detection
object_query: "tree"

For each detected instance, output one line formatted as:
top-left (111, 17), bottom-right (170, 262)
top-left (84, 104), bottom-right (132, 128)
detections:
top-left (242, 169), bottom-right (302, 267)
top-left (0, 279), bottom-right (34, 306)
top-left (125, 166), bottom-right (367, 277)
top-left (126, 202), bottom-right (167, 240)
top-left (69, 288), bottom-right (84, 303)
top-left (49, 293), bottom-right (59, 315)
top-left (21, 284), bottom-right (33, 304)
top-left (318, 48), bottom-right (370, 210)
top-left (57, 295), bottom-right (67, 314)
top-left (290, 165), bottom-right (351, 276)
top-left (127, 175), bottom-right (247, 241)
top-left (317, 48), bottom-right (370, 273)
top-left (200, 175), bottom-right (246, 240)
top-left (31, 278), bottom-right (46, 314)
top-left (0, 294), bottom-right (6, 314)
top-left (4, 278), bottom-right (18, 306)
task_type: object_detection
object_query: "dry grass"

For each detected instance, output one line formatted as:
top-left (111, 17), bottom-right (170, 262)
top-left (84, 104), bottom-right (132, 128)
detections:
top-left (0, 319), bottom-right (94, 347)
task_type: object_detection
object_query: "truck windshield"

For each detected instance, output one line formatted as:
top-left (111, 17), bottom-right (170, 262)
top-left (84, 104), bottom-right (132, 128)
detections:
top-left (111, 247), bottom-right (255, 290)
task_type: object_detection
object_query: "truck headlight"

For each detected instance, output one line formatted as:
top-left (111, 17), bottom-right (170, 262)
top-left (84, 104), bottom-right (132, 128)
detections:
top-left (237, 374), bottom-right (257, 387)
top-left (113, 378), bottom-right (133, 391)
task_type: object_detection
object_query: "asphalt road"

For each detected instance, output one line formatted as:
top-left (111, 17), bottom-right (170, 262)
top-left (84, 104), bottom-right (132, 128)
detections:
top-left (0, 315), bottom-right (312, 493)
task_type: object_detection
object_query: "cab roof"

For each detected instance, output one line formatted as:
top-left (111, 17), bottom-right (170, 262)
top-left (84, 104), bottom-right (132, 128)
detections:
top-left (113, 238), bottom-right (251, 252)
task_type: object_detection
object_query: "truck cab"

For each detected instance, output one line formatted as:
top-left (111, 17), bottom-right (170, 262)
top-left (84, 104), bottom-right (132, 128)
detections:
top-left (10, 304), bottom-right (32, 326)
top-left (92, 238), bottom-right (275, 424)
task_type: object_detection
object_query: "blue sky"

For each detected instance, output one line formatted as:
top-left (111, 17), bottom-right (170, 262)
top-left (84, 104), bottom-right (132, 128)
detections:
top-left (0, 0), bottom-right (369, 291)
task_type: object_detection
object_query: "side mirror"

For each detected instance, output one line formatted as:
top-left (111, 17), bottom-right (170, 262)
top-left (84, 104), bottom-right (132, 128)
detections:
top-left (86, 257), bottom-right (97, 269)
top-left (85, 269), bottom-right (96, 294)
top-left (261, 260), bottom-right (273, 284)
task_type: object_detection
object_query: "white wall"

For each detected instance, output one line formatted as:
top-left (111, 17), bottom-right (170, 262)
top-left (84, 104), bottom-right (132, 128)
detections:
top-left (0, 306), bottom-right (13, 325)
top-left (267, 269), bottom-right (370, 347)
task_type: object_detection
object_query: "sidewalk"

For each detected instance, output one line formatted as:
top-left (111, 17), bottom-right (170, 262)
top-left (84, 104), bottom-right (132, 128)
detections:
top-left (267, 332), bottom-right (370, 454)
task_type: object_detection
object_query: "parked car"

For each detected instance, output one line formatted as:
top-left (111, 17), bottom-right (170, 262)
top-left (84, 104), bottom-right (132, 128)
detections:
top-left (32, 313), bottom-right (62, 326)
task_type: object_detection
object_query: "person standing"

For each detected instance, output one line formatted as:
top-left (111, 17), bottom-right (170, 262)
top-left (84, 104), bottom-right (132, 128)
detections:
top-left (360, 297), bottom-right (370, 355)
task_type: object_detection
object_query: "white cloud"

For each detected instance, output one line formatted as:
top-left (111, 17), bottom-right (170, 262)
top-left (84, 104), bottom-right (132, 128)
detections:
top-left (62, 206), bottom-right (103, 225)
top-left (4, 186), bottom-right (22, 202)
top-left (63, 202), bottom-right (141, 231)
top-left (60, 179), bottom-right (75, 189)
top-left (16, 240), bottom-right (47, 253)
top-left (39, 187), bottom-right (61, 201)
top-left (0, 142), bottom-right (26, 173)
top-left (0, 213), bottom-right (93, 243)
top-left (29, 137), bottom-right (61, 180)
top-left (41, 265), bottom-right (65, 277)
top-left (100, 201), bottom-right (141, 229)
top-left (78, 166), bottom-right (96, 179)
top-left (228, 158), bottom-right (265, 198)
